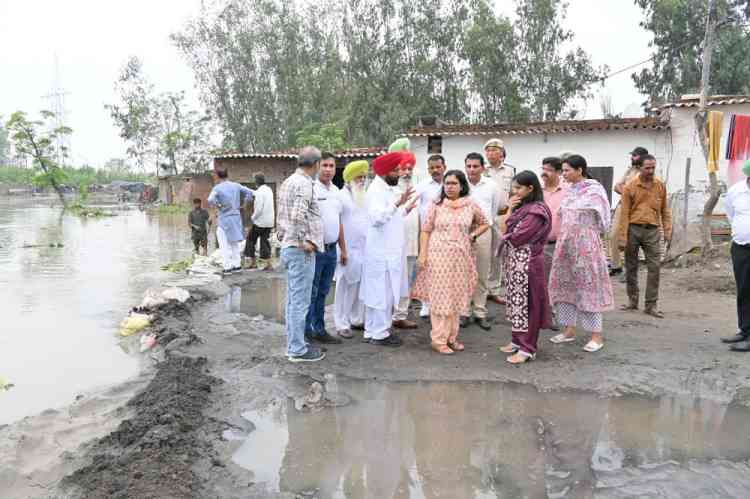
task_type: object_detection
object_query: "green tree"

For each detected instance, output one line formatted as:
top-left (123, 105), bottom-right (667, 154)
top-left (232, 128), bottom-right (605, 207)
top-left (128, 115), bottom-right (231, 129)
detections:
top-left (107, 57), bottom-right (214, 175)
top-left (633, 0), bottom-right (750, 105)
top-left (0, 116), bottom-right (9, 164)
top-left (6, 111), bottom-right (71, 207)
top-left (295, 122), bottom-right (349, 152)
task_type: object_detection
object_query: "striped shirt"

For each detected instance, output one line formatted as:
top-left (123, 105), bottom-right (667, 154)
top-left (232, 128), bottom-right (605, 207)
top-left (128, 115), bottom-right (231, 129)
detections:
top-left (277, 168), bottom-right (324, 250)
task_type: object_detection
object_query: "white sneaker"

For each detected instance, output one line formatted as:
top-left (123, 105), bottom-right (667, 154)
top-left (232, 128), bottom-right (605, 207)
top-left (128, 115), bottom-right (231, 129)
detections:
top-left (419, 303), bottom-right (430, 318)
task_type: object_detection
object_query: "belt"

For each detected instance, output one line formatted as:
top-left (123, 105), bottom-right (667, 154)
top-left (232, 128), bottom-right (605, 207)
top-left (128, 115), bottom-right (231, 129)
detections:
top-left (631, 223), bottom-right (658, 229)
top-left (324, 242), bottom-right (337, 251)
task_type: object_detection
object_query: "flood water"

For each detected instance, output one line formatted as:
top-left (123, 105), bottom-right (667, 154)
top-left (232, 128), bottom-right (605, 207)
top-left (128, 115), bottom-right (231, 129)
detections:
top-left (0, 197), bottom-right (193, 424)
top-left (232, 377), bottom-right (750, 498)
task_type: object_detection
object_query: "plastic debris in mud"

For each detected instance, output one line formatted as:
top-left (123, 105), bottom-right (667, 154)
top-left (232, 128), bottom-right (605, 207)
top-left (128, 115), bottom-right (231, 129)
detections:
top-left (140, 334), bottom-right (157, 352)
top-left (119, 312), bottom-right (152, 337)
top-left (139, 287), bottom-right (191, 309)
top-left (0, 376), bottom-right (14, 391)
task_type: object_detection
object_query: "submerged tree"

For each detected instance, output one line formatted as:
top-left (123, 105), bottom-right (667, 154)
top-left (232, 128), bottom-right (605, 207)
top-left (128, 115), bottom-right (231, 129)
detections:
top-left (6, 111), bottom-right (71, 207)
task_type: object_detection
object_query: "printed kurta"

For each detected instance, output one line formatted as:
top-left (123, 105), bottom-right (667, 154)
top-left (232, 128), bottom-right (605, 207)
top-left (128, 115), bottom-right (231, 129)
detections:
top-left (412, 197), bottom-right (487, 315)
top-left (549, 179), bottom-right (614, 313)
top-left (502, 202), bottom-right (552, 355)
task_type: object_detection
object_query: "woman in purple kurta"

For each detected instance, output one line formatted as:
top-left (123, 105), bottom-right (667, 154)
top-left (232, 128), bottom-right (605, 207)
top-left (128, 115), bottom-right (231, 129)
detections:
top-left (498, 171), bottom-right (552, 364)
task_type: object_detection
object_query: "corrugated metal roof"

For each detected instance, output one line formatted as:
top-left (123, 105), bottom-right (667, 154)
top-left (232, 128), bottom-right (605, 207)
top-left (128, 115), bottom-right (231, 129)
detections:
top-left (404, 117), bottom-right (667, 137)
top-left (653, 95), bottom-right (750, 110)
top-left (214, 147), bottom-right (385, 160)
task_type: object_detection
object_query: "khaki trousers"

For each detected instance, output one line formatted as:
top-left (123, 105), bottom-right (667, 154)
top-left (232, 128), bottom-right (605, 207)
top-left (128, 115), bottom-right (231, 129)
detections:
top-left (488, 221), bottom-right (504, 296)
top-left (610, 205), bottom-right (623, 269)
top-left (625, 224), bottom-right (661, 308)
top-left (430, 313), bottom-right (459, 348)
top-left (469, 231), bottom-right (492, 318)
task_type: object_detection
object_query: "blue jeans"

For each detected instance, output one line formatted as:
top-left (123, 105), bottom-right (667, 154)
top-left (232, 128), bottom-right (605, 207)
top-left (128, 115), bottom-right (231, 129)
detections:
top-left (305, 243), bottom-right (337, 336)
top-left (281, 247), bottom-right (316, 357)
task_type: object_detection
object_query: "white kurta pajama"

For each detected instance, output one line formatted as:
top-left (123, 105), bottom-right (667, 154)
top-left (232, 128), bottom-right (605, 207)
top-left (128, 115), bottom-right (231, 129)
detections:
top-left (393, 178), bottom-right (420, 321)
top-left (360, 176), bottom-right (408, 340)
top-left (333, 186), bottom-right (367, 331)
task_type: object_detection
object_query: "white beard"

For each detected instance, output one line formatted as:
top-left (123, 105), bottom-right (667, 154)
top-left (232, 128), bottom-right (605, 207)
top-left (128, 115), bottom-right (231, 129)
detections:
top-left (350, 182), bottom-right (367, 207)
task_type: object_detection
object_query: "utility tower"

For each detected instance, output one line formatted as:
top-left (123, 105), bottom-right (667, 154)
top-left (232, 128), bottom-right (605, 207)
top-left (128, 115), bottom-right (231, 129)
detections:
top-left (42, 54), bottom-right (71, 166)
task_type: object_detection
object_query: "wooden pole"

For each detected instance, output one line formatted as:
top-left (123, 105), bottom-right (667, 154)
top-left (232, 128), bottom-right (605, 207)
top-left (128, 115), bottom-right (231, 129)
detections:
top-left (683, 157), bottom-right (691, 234)
top-left (695, 0), bottom-right (719, 255)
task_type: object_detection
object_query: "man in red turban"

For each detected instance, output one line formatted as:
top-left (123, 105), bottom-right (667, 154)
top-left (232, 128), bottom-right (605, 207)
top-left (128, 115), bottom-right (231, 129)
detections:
top-left (360, 152), bottom-right (417, 346)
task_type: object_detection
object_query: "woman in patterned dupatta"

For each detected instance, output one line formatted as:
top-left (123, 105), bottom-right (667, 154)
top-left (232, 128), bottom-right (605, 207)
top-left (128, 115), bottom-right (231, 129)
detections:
top-left (498, 171), bottom-right (553, 364)
top-left (548, 154), bottom-right (614, 353)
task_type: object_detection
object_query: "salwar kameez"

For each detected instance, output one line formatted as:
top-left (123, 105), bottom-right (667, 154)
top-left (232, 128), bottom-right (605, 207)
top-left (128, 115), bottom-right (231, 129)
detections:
top-left (502, 202), bottom-right (552, 357)
top-left (412, 197), bottom-right (487, 349)
top-left (549, 179), bottom-right (614, 332)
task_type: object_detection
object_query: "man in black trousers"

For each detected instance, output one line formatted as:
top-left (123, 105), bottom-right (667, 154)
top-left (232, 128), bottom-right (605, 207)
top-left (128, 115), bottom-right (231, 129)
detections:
top-left (721, 160), bottom-right (750, 351)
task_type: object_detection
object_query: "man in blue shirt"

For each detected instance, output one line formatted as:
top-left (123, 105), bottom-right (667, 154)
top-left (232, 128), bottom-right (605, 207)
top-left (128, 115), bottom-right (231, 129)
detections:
top-left (207, 168), bottom-right (254, 276)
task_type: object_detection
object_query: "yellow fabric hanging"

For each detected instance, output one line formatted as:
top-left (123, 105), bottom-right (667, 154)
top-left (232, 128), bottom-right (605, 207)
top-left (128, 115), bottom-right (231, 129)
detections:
top-left (707, 111), bottom-right (724, 173)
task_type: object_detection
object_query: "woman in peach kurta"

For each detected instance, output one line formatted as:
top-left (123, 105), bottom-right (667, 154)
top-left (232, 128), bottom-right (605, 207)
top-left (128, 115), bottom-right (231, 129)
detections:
top-left (412, 170), bottom-right (489, 354)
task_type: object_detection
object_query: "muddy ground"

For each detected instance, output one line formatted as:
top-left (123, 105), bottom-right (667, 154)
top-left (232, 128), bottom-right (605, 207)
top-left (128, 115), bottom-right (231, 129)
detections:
top-left (1, 250), bottom-right (748, 499)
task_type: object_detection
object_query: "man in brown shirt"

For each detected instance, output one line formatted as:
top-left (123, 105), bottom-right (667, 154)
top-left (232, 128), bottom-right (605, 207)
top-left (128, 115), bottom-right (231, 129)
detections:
top-left (618, 154), bottom-right (672, 317)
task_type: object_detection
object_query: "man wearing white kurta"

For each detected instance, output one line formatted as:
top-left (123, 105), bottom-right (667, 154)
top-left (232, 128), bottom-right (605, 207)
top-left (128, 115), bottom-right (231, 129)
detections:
top-left (392, 152), bottom-right (420, 329)
top-left (360, 152), bottom-right (416, 346)
top-left (463, 152), bottom-right (500, 330)
top-left (412, 154), bottom-right (446, 318)
top-left (484, 138), bottom-right (514, 304)
top-left (333, 161), bottom-right (369, 338)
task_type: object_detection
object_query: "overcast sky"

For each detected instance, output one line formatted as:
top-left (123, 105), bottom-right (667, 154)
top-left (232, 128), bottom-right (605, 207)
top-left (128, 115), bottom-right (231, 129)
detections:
top-left (0, 0), bottom-right (653, 167)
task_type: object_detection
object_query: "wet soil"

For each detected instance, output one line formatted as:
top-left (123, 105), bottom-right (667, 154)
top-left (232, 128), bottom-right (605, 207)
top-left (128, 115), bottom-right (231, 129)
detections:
top-left (2, 254), bottom-right (749, 498)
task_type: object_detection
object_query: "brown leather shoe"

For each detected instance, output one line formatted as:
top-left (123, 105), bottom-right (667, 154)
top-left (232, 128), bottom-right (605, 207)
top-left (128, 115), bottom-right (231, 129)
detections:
top-left (487, 295), bottom-right (506, 305)
top-left (392, 319), bottom-right (418, 330)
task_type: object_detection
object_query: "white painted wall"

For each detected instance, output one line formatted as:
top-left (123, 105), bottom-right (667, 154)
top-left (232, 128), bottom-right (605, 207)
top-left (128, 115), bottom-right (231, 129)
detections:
top-left (409, 102), bottom-right (750, 207)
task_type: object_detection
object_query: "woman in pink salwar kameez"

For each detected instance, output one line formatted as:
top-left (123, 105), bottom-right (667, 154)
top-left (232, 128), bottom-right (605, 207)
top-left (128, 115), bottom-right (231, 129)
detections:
top-left (549, 154), bottom-right (614, 352)
top-left (412, 170), bottom-right (489, 355)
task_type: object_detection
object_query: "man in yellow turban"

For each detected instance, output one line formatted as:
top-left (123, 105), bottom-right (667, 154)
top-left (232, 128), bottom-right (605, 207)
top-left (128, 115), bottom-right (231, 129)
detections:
top-left (334, 160), bottom-right (370, 338)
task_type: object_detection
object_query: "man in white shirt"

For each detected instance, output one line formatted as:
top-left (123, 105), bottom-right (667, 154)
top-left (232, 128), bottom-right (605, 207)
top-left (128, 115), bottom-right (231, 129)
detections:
top-left (244, 172), bottom-right (275, 270)
top-left (412, 154), bottom-right (446, 318)
top-left (333, 160), bottom-right (369, 338)
top-left (305, 152), bottom-right (348, 345)
top-left (360, 151), bottom-right (416, 346)
top-left (462, 152), bottom-right (499, 330)
top-left (721, 161), bottom-right (750, 351)
top-left (392, 152), bottom-right (420, 329)
top-left (484, 138), bottom-right (514, 305)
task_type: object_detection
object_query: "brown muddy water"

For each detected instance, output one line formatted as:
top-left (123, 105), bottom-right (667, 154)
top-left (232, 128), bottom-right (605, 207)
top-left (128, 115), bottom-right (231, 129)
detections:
top-left (0, 197), bottom-right (193, 424)
top-left (231, 377), bottom-right (750, 498)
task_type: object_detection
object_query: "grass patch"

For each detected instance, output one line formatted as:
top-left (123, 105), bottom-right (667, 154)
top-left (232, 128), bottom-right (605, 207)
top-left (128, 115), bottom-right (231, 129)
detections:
top-left (66, 202), bottom-right (116, 218)
top-left (148, 203), bottom-right (191, 215)
top-left (160, 255), bottom-right (194, 273)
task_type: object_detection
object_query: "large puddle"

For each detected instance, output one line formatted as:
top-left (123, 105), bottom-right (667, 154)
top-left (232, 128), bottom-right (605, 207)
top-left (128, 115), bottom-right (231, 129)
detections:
top-left (0, 197), bottom-right (193, 424)
top-left (231, 377), bottom-right (750, 498)
top-left (224, 279), bottom-right (335, 325)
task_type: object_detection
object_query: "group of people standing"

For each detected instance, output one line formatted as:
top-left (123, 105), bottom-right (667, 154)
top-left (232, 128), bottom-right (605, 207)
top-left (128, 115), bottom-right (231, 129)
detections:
top-left (272, 139), bottom-right (646, 365)
top-left (205, 138), bottom-right (732, 365)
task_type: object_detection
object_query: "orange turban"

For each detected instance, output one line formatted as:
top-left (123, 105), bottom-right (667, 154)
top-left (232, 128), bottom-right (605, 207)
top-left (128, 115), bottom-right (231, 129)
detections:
top-left (372, 152), bottom-right (405, 176)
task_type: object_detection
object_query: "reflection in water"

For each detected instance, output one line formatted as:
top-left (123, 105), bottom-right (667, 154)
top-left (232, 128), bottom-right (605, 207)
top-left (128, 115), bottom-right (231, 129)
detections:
top-left (0, 198), bottom-right (193, 424)
top-left (232, 379), bottom-right (750, 498)
top-left (225, 280), bottom-right (335, 325)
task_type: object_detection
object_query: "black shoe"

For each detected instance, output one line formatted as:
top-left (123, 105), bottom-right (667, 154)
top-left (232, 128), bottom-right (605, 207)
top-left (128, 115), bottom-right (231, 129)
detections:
top-left (369, 334), bottom-right (402, 347)
top-left (475, 317), bottom-right (492, 331)
top-left (231, 266), bottom-right (242, 274)
top-left (721, 332), bottom-right (750, 344)
top-left (609, 267), bottom-right (623, 276)
top-left (351, 323), bottom-right (365, 331)
top-left (730, 339), bottom-right (750, 352)
top-left (459, 316), bottom-right (469, 328)
top-left (309, 331), bottom-right (343, 344)
top-left (288, 347), bottom-right (326, 363)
